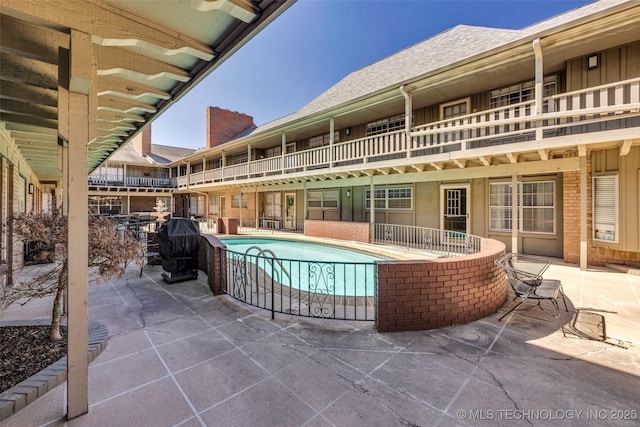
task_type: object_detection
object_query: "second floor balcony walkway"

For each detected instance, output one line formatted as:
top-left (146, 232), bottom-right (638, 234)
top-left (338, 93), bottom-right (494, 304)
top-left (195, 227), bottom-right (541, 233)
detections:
top-left (178, 78), bottom-right (639, 189)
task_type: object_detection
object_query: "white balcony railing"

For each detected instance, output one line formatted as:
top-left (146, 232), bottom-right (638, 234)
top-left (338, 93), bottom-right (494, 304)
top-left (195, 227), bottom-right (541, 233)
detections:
top-left (88, 174), bottom-right (171, 188)
top-left (176, 78), bottom-right (639, 189)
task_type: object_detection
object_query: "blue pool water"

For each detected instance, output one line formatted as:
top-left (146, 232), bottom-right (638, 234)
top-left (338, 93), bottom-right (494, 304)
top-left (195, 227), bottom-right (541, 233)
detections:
top-left (219, 238), bottom-right (383, 296)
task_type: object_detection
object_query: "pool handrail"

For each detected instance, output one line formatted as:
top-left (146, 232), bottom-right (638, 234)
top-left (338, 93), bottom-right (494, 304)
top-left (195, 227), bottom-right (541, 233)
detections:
top-left (244, 245), bottom-right (291, 285)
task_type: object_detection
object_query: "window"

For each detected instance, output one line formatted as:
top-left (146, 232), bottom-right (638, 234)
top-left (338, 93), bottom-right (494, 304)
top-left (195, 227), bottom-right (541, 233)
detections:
top-left (264, 192), bottom-right (282, 218)
top-left (308, 132), bottom-right (339, 149)
top-left (89, 196), bottom-right (122, 215)
top-left (307, 189), bottom-right (339, 210)
top-left (441, 100), bottom-right (468, 120)
top-left (521, 182), bottom-right (554, 233)
top-left (264, 146), bottom-right (282, 158)
top-left (209, 196), bottom-right (218, 215)
top-left (593, 175), bottom-right (618, 242)
top-left (231, 152), bottom-right (248, 165)
top-left (489, 180), bottom-right (555, 234)
top-left (490, 76), bottom-right (557, 108)
top-left (365, 187), bottom-right (413, 210)
top-left (365, 114), bottom-right (405, 136)
top-left (190, 195), bottom-right (205, 216)
top-left (207, 158), bottom-right (222, 170)
top-left (18, 177), bottom-right (26, 213)
top-left (489, 183), bottom-right (513, 231)
top-left (231, 193), bottom-right (248, 208)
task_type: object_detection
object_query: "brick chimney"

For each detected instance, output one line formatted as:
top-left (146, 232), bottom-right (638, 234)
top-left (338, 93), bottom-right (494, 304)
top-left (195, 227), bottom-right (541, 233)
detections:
top-left (133, 126), bottom-right (152, 156)
top-left (206, 107), bottom-right (254, 149)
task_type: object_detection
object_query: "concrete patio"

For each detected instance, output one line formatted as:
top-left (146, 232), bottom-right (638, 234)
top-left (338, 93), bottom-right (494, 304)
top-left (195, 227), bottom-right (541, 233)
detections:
top-left (1, 258), bottom-right (639, 426)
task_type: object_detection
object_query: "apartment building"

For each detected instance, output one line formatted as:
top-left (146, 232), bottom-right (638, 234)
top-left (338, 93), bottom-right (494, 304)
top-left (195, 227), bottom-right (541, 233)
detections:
top-left (88, 126), bottom-right (194, 217)
top-left (172, 0), bottom-right (640, 268)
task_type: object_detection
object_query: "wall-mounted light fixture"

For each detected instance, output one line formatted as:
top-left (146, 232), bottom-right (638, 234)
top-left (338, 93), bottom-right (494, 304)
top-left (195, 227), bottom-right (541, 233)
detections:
top-left (346, 189), bottom-right (351, 198)
top-left (28, 183), bottom-right (34, 195)
top-left (587, 54), bottom-right (598, 70)
top-left (345, 128), bottom-right (351, 136)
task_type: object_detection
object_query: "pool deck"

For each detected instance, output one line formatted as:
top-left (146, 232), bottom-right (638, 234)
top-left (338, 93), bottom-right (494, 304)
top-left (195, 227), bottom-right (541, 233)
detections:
top-left (1, 248), bottom-right (639, 426)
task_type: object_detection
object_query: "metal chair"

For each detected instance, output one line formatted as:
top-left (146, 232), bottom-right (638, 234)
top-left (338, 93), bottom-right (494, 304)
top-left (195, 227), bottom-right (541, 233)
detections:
top-left (495, 253), bottom-right (568, 321)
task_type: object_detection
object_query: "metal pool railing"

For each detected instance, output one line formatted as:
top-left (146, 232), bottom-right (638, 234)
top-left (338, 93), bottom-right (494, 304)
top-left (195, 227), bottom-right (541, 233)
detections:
top-left (373, 223), bottom-right (482, 257)
top-left (221, 247), bottom-right (377, 321)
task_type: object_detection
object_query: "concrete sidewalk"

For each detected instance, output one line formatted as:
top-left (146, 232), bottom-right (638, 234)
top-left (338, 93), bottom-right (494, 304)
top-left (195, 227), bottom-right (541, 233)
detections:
top-left (1, 259), bottom-right (639, 426)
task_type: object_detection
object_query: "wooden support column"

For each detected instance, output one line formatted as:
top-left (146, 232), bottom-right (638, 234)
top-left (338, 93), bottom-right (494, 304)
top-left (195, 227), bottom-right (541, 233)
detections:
top-left (533, 38), bottom-right (543, 140)
top-left (60, 29), bottom-right (93, 420)
top-left (329, 117), bottom-right (334, 169)
top-left (511, 174), bottom-right (518, 254)
top-left (370, 176), bottom-right (375, 242)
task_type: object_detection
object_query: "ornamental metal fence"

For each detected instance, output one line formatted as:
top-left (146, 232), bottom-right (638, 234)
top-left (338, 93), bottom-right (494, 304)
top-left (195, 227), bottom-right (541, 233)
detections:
top-left (221, 246), bottom-right (376, 321)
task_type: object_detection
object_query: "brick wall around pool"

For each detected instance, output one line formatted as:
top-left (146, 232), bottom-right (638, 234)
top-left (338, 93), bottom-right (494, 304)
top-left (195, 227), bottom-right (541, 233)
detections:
top-left (304, 220), bottom-right (370, 243)
top-left (376, 238), bottom-right (506, 332)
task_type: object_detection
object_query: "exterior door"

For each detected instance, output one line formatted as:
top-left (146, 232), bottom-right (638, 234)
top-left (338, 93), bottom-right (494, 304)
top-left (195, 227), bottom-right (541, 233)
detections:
top-left (441, 185), bottom-right (469, 234)
top-left (285, 193), bottom-right (296, 229)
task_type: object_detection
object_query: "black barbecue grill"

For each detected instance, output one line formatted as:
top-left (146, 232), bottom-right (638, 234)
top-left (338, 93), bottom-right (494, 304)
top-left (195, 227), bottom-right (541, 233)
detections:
top-left (157, 217), bottom-right (200, 283)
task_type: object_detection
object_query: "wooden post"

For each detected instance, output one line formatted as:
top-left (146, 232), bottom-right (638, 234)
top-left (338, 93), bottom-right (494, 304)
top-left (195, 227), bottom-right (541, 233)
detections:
top-left (511, 174), bottom-right (518, 254)
top-left (61, 29), bottom-right (93, 420)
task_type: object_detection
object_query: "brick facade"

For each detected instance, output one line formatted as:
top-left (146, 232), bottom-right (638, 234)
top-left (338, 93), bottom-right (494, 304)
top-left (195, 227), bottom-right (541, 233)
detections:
top-left (132, 126), bottom-right (152, 156)
top-left (563, 168), bottom-right (639, 266)
top-left (304, 220), bottom-right (370, 243)
top-left (206, 107), bottom-right (254, 149)
top-left (199, 234), bottom-right (226, 295)
top-left (376, 238), bottom-right (506, 332)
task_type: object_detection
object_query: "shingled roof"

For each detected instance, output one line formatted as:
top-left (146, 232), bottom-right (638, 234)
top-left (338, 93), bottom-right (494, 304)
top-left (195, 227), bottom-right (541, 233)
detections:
top-left (109, 142), bottom-right (195, 165)
top-left (248, 0), bottom-right (627, 136)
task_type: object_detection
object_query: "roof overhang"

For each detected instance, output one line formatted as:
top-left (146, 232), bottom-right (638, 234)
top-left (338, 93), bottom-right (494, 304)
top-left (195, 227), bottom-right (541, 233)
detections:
top-left (0, 0), bottom-right (294, 180)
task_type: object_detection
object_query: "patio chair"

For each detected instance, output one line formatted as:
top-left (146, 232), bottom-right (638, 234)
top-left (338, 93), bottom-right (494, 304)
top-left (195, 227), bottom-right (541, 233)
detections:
top-left (495, 253), bottom-right (568, 321)
top-left (133, 226), bottom-right (160, 277)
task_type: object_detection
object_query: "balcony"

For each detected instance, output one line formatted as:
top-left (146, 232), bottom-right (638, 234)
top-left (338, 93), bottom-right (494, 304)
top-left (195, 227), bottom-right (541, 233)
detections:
top-left (88, 174), bottom-right (175, 191)
top-left (177, 77), bottom-right (639, 189)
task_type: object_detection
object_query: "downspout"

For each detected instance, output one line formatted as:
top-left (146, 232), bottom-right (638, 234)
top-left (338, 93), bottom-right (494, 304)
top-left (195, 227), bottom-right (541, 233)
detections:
top-left (400, 85), bottom-right (412, 159)
top-left (533, 38), bottom-right (544, 140)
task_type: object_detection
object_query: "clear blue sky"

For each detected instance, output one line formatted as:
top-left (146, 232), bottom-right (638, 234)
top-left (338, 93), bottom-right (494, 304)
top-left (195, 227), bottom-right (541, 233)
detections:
top-left (151, 0), bottom-right (592, 149)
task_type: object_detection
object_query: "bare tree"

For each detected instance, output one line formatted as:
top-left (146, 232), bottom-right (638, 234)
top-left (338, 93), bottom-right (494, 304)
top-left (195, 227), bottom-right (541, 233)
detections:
top-left (2, 213), bottom-right (142, 341)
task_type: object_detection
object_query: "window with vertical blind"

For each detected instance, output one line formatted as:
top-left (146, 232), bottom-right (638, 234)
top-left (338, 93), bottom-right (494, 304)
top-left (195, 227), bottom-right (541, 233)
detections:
top-left (264, 192), bottom-right (282, 218)
top-left (593, 175), bottom-right (618, 242)
top-left (231, 193), bottom-right (248, 208)
top-left (209, 196), bottom-right (218, 215)
top-left (489, 180), bottom-right (555, 234)
top-left (307, 189), bottom-right (338, 210)
top-left (190, 195), bottom-right (205, 216)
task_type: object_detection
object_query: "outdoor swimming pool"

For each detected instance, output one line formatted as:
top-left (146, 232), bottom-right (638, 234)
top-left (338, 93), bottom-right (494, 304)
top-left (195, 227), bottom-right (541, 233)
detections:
top-left (219, 237), bottom-right (384, 297)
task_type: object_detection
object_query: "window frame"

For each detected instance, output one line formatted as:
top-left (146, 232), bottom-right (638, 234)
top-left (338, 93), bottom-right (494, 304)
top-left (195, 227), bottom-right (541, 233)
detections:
top-left (439, 98), bottom-right (470, 121)
top-left (231, 193), bottom-right (248, 209)
top-left (209, 195), bottom-right (218, 216)
top-left (307, 189), bottom-right (339, 210)
top-left (592, 174), bottom-right (619, 243)
top-left (365, 114), bottom-right (406, 136)
top-left (365, 186), bottom-right (413, 211)
top-left (489, 180), bottom-right (556, 235)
